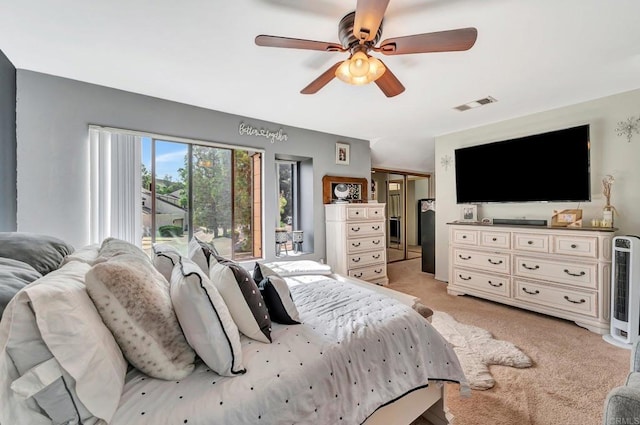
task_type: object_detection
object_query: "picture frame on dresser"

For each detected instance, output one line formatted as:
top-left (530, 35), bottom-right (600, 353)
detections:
top-left (322, 175), bottom-right (368, 204)
top-left (459, 204), bottom-right (478, 222)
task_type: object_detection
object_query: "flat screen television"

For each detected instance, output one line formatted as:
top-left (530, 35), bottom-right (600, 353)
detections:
top-left (454, 124), bottom-right (591, 204)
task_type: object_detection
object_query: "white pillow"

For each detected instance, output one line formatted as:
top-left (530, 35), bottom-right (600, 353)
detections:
top-left (0, 261), bottom-right (127, 425)
top-left (262, 260), bottom-right (332, 277)
top-left (152, 243), bottom-right (182, 282)
top-left (187, 236), bottom-right (219, 274)
top-left (209, 259), bottom-right (272, 343)
top-left (85, 254), bottom-right (196, 380)
top-left (59, 243), bottom-right (100, 267)
top-left (171, 257), bottom-right (246, 377)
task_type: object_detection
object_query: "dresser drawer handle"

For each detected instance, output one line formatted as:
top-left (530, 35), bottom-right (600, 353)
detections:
top-left (372, 254), bottom-right (381, 259)
top-left (564, 269), bottom-right (586, 277)
top-left (570, 244), bottom-right (577, 249)
top-left (458, 255), bottom-right (471, 260)
top-left (353, 272), bottom-right (363, 278)
top-left (352, 242), bottom-right (361, 247)
top-left (522, 263), bottom-right (539, 270)
top-left (564, 295), bottom-right (586, 304)
top-left (374, 269), bottom-right (383, 274)
top-left (372, 240), bottom-right (381, 245)
top-left (352, 257), bottom-right (361, 263)
top-left (459, 274), bottom-right (472, 281)
top-left (462, 235), bottom-right (467, 239)
top-left (492, 237), bottom-right (497, 241)
top-left (488, 281), bottom-right (503, 288)
top-left (351, 227), bottom-right (360, 232)
top-left (527, 240), bottom-right (534, 245)
top-left (372, 225), bottom-right (380, 230)
top-left (374, 210), bottom-right (379, 215)
top-left (355, 211), bottom-right (360, 215)
top-left (522, 287), bottom-right (540, 295)
top-left (487, 259), bottom-right (503, 265)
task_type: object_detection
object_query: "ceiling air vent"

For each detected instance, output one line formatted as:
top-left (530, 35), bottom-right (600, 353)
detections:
top-left (454, 96), bottom-right (497, 111)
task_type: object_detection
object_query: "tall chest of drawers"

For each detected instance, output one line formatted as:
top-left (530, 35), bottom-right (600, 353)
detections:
top-left (447, 223), bottom-right (615, 334)
top-left (325, 203), bottom-right (388, 286)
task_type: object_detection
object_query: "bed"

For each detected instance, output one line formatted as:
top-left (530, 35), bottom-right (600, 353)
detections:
top-left (0, 234), bottom-right (468, 425)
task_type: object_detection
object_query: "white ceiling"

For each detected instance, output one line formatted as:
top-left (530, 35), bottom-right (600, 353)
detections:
top-left (2, 0), bottom-right (640, 173)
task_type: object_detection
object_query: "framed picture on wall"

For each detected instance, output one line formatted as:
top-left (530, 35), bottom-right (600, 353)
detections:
top-left (335, 142), bottom-right (350, 165)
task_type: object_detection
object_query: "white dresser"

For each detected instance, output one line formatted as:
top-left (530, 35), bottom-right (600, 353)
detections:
top-left (325, 203), bottom-right (388, 286)
top-left (447, 223), bottom-right (616, 334)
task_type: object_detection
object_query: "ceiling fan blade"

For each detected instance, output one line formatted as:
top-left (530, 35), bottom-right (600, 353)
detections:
top-left (377, 27), bottom-right (478, 55)
top-left (353, 0), bottom-right (390, 42)
top-left (374, 61), bottom-right (405, 97)
top-left (255, 35), bottom-right (346, 52)
top-left (300, 61), bottom-right (343, 94)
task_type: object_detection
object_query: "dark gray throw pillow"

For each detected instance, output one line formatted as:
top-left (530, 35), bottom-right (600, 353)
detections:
top-left (0, 257), bottom-right (42, 318)
top-left (0, 232), bottom-right (75, 276)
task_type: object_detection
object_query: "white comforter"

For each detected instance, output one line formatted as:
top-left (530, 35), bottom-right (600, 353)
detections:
top-left (112, 275), bottom-right (467, 425)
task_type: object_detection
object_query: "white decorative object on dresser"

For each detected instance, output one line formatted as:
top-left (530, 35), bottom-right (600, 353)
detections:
top-left (325, 203), bottom-right (388, 286)
top-left (447, 223), bottom-right (616, 334)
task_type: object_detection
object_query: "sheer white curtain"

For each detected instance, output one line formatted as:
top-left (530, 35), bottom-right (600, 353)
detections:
top-left (89, 127), bottom-right (142, 245)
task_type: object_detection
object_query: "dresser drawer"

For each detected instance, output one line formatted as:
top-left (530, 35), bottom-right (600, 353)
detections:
top-left (514, 279), bottom-right (597, 317)
top-left (514, 255), bottom-right (597, 289)
top-left (552, 235), bottom-right (598, 258)
top-left (453, 248), bottom-right (510, 274)
top-left (346, 235), bottom-right (384, 253)
top-left (481, 231), bottom-right (511, 249)
top-left (452, 268), bottom-right (510, 297)
top-left (452, 228), bottom-right (478, 246)
top-left (349, 264), bottom-right (386, 281)
top-left (514, 232), bottom-right (549, 253)
top-left (347, 221), bottom-right (384, 237)
top-left (345, 206), bottom-right (385, 221)
top-left (347, 249), bottom-right (385, 268)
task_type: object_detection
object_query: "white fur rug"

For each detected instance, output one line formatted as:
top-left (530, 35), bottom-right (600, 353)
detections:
top-left (431, 311), bottom-right (533, 390)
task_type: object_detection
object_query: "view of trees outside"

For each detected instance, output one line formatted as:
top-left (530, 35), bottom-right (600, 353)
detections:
top-left (141, 138), bottom-right (258, 260)
top-left (276, 161), bottom-right (295, 251)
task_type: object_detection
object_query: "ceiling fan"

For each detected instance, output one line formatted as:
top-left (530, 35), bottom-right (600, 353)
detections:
top-left (255, 0), bottom-right (478, 97)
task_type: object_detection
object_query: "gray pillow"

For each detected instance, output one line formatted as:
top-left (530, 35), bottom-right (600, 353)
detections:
top-left (0, 258), bottom-right (42, 319)
top-left (0, 232), bottom-right (74, 276)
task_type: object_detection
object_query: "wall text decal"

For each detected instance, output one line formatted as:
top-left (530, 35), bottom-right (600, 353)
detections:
top-left (238, 121), bottom-right (288, 143)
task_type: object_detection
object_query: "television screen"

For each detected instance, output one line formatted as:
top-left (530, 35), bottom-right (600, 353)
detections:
top-left (454, 124), bottom-right (590, 204)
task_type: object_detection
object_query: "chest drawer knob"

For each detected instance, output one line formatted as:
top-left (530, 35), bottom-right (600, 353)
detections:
top-left (488, 259), bottom-right (503, 265)
top-left (355, 211), bottom-right (360, 215)
top-left (372, 225), bottom-right (380, 230)
top-left (522, 287), bottom-right (540, 295)
top-left (458, 254), bottom-right (472, 260)
top-left (352, 242), bottom-right (361, 247)
top-left (522, 263), bottom-right (539, 270)
top-left (462, 235), bottom-right (467, 239)
top-left (354, 272), bottom-right (363, 278)
top-left (352, 257), bottom-right (361, 263)
top-left (351, 227), bottom-right (360, 232)
top-left (570, 244), bottom-right (577, 249)
top-left (527, 240), bottom-right (534, 245)
top-left (564, 295), bottom-right (586, 304)
top-left (372, 240), bottom-right (381, 245)
top-left (372, 254), bottom-right (381, 259)
top-left (492, 237), bottom-right (497, 241)
top-left (488, 281), bottom-right (503, 287)
top-left (459, 274), bottom-right (471, 281)
top-left (374, 269), bottom-right (383, 274)
top-left (564, 269), bottom-right (586, 277)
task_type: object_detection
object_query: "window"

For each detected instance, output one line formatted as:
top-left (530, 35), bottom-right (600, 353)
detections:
top-left (276, 159), bottom-right (300, 255)
top-left (91, 126), bottom-right (262, 261)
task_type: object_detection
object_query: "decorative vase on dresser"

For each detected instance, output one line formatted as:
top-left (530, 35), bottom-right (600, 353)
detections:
top-left (447, 222), bottom-right (616, 334)
top-left (325, 203), bottom-right (388, 286)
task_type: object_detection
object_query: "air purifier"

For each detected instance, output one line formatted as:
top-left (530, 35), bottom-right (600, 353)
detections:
top-left (603, 235), bottom-right (640, 349)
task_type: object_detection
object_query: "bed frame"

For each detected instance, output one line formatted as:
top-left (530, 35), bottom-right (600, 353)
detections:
top-left (331, 274), bottom-right (454, 425)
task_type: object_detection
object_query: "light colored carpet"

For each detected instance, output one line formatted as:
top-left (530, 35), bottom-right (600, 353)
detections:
top-left (387, 258), bottom-right (631, 425)
top-left (431, 310), bottom-right (532, 390)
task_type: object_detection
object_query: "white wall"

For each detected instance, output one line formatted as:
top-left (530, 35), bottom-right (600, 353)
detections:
top-left (434, 88), bottom-right (640, 281)
top-left (15, 71), bottom-right (372, 260)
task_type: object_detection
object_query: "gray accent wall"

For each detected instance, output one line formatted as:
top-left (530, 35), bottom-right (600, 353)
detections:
top-left (16, 70), bottom-right (372, 260)
top-left (0, 49), bottom-right (16, 231)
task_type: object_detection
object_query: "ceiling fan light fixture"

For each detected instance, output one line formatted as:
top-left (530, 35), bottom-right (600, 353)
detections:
top-left (335, 53), bottom-right (386, 86)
